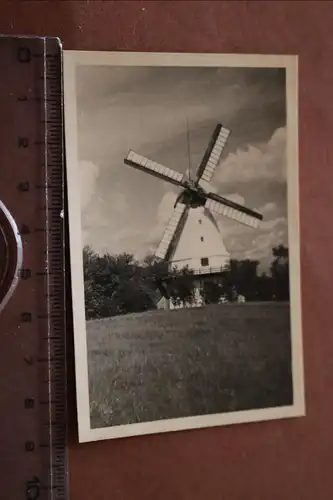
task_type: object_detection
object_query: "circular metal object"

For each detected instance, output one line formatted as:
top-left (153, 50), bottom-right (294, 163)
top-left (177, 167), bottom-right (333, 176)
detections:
top-left (0, 200), bottom-right (23, 313)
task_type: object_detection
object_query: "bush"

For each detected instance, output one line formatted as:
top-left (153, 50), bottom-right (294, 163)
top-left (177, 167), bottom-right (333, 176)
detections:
top-left (82, 244), bottom-right (290, 317)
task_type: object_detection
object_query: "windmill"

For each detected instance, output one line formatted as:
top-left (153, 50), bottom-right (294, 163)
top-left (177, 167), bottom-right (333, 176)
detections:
top-left (124, 123), bottom-right (264, 308)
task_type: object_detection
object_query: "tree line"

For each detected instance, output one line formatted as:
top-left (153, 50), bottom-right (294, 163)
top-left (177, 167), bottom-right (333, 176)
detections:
top-left (83, 244), bottom-right (290, 319)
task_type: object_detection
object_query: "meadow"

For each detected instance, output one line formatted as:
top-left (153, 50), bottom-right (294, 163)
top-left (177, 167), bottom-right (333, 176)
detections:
top-left (87, 302), bottom-right (293, 429)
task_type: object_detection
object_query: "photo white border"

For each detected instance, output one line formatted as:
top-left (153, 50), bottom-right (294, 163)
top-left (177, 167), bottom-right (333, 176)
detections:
top-left (63, 50), bottom-right (305, 443)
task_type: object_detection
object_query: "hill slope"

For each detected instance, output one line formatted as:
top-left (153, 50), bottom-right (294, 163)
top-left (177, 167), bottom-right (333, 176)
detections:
top-left (87, 302), bottom-right (293, 429)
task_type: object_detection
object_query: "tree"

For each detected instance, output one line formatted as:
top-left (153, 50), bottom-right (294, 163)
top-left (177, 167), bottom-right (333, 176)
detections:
top-left (270, 245), bottom-right (289, 300)
top-left (142, 255), bottom-right (198, 307)
top-left (168, 265), bottom-right (196, 307)
top-left (224, 258), bottom-right (260, 301)
top-left (200, 279), bottom-right (224, 304)
top-left (255, 272), bottom-right (274, 301)
top-left (82, 247), bottom-right (157, 318)
top-left (82, 243), bottom-right (291, 319)
top-left (83, 245), bottom-right (112, 318)
top-left (199, 276), bottom-right (235, 304)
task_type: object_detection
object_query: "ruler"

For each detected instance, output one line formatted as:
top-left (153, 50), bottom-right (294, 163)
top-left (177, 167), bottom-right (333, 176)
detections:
top-left (0, 37), bottom-right (68, 499)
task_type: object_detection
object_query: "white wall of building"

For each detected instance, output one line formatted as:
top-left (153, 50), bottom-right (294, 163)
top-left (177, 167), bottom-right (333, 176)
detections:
top-left (170, 206), bottom-right (230, 274)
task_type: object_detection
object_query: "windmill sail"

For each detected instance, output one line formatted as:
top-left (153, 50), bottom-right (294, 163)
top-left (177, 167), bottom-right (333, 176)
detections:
top-left (155, 203), bottom-right (188, 260)
top-left (195, 124), bottom-right (230, 185)
top-left (124, 150), bottom-right (185, 188)
top-left (123, 121), bottom-right (264, 274)
top-left (205, 192), bottom-right (263, 228)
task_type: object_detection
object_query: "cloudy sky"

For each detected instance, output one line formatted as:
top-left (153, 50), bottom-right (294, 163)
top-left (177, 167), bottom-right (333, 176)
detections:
top-left (75, 63), bottom-right (288, 272)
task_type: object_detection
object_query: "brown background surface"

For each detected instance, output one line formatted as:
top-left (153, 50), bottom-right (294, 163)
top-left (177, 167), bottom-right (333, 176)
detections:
top-left (1, 1), bottom-right (333, 499)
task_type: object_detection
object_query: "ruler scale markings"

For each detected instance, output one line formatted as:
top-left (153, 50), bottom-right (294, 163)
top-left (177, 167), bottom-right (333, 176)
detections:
top-left (0, 36), bottom-right (66, 499)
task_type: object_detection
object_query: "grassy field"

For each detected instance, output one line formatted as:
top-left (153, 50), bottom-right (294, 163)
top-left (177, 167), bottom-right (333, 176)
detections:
top-left (87, 302), bottom-right (293, 429)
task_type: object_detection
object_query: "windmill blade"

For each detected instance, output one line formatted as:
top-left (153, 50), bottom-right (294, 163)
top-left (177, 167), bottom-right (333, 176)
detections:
top-left (205, 192), bottom-right (263, 228)
top-left (195, 124), bottom-right (230, 185)
top-left (155, 202), bottom-right (188, 260)
top-left (124, 150), bottom-right (185, 188)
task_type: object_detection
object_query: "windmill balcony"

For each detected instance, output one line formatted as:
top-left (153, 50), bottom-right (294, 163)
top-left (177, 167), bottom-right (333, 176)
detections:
top-left (170, 255), bottom-right (231, 277)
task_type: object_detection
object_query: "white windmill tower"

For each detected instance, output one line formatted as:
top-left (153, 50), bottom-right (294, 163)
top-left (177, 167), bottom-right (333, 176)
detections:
top-left (124, 123), bottom-right (263, 309)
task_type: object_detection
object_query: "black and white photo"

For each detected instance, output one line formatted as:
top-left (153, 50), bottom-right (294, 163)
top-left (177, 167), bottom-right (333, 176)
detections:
top-left (64, 51), bottom-right (304, 443)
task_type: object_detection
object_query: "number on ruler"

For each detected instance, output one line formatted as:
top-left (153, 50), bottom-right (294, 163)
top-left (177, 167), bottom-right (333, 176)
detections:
top-left (18, 137), bottom-right (29, 148)
top-left (18, 181), bottom-right (30, 192)
top-left (25, 441), bottom-right (35, 452)
top-left (21, 312), bottom-right (32, 323)
top-left (20, 268), bottom-right (32, 280)
top-left (17, 47), bottom-right (31, 63)
top-left (24, 398), bottom-right (35, 409)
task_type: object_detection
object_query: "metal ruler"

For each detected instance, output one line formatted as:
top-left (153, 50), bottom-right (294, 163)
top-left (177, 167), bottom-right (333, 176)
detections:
top-left (0, 36), bottom-right (68, 499)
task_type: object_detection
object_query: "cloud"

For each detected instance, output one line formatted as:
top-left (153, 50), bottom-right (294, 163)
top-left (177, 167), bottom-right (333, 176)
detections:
top-left (244, 218), bottom-right (288, 264)
top-left (76, 66), bottom-right (287, 267)
top-left (110, 189), bottom-right (129, 214)
top-left (205, 189), bottom-right (288, 271)
top-left (215, 126), bottom-right (286, 186)
top-left (156, 191), bottom-right (178, 224)
top-left (258, 202), bottom-right (279, 215)
top-left (226, 215), bottom-right (288, 271)
top-left (80, 159), bottom-right (130, 250)
top-left (80, 160), bottom-right (102, 245)
top-left (80, 160), bottom-right (99, 210)
top-left (260, 216), bottom-right (286, 232)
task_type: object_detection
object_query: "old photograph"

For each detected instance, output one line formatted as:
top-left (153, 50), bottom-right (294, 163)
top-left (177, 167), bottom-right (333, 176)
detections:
top-left (64, 51), bottom-right (304, 442)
